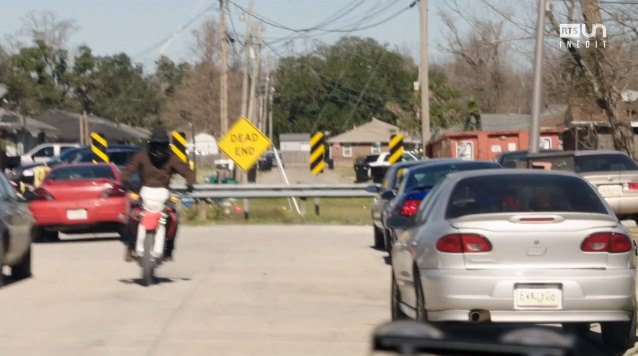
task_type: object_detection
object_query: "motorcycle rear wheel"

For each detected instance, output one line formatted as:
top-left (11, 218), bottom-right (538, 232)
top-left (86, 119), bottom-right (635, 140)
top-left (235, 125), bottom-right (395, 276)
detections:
top-left (141, 232), bottom-right (154, 286)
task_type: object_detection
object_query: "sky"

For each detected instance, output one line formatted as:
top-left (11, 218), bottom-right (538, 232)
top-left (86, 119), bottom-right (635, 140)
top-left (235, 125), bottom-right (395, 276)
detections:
top-left (0, 0), bottom-right (464, 71)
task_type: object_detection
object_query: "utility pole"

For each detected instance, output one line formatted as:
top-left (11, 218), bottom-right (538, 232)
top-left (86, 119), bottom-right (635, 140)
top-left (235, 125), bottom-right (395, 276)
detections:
top-left (219, 0), bottom-right (229, 135)
top-left (418, 0), bottom-right (431, 154)
top-left (268, 77), bottom-right (274, 142)
top-left (528, 0), bottom-right (548, 154)
top-left (240, 0), bottom-right (254, 118)
top-left (248, 23), bottom-right (263, 124)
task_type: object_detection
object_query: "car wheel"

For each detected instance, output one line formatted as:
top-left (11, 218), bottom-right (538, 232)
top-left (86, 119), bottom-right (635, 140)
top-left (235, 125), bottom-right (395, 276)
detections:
top-left (601, 309), bottom-right (637, 352)
top-left (11, 246), bottom-right (31, 279)
top-left (391, 272), bottom-right (408, 320)
top-left (374, 225), bottom-right (385, 249)
top-left (414, 268), bottom-right (428, 322)
top-left (562, 322), bottom-right (590, 334)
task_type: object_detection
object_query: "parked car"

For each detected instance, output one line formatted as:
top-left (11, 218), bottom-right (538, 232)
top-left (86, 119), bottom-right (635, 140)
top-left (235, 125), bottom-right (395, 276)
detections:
top-left (258, 150), bottom-right (285, 171)
top-left (27, 163), bottom-right (129, 241)
top-left (382, 160), bottom-right (501, 253)
top-left (388, 169), bottom-right (637, 352)
top-left (495, 149), bottom-right (561, 168)
top-left (367, 159), bottom-right (459, 250)
top-left (7, 144), bottom-right (143, 192)
top-left (523, 150), bottom-right (638, 219)
top-left (354, 152), bottom-right (419, 183)
top-left (19, 143), bottom-right (80, 166)
top-left (0, 172), bottom-right (34, 285)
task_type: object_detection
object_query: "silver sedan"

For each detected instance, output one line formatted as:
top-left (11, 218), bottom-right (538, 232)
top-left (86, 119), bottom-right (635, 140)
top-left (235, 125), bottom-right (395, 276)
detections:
top-left (388, 169), bottom-right (637, 353)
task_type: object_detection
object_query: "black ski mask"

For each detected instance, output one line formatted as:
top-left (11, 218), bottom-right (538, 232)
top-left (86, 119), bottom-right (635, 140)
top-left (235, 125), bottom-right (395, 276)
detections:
top-left (148, 128), bottom-right (170, 168)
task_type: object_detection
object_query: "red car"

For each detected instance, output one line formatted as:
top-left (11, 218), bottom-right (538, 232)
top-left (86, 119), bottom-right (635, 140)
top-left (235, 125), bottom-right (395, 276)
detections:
top-left (29, 163), bottom-right (129, 241)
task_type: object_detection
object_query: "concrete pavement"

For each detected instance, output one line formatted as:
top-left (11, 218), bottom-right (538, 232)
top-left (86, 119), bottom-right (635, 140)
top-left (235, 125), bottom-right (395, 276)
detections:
top-left (0, 225), bottom-right (633, 355)
top-left (0, 225), bottom-right (389, 356)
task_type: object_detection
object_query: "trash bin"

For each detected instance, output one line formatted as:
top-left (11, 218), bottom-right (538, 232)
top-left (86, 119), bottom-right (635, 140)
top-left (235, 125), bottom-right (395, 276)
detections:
top-left (207, 176), bottom-right (219, 184)
top-left (327, 158), bottom-right (334, 170)
top-left (354, 163), bottom-right (370, 182)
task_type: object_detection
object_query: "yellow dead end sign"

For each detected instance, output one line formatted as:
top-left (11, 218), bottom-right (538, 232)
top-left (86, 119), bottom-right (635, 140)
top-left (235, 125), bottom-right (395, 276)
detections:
top-left (217, 116), bottom-right (272, 172)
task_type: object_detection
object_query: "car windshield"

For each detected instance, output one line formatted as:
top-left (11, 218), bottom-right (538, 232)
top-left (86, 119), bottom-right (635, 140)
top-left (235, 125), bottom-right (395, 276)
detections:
top-left (446, 174), bottom-right (608, 219)
top-left (47, 165), bottom-right (115, 181)
top-left (49, 147), bottom-right (83, 164)
top-left (574, 154), bottom-right (638, 173)
top-left (403, 162), bottom-right (501, 193)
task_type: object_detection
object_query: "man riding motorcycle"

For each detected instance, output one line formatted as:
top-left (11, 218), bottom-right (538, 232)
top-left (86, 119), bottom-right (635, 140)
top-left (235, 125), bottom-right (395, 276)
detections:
top-left (120, 128), bottom-right (195, 261)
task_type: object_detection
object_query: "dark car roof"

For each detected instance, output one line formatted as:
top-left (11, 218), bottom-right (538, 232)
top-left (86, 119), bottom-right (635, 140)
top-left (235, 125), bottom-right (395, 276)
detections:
top-left (405, 160), bottom-right (501, 175)
top-left (19, 145), bottom-right (143, 171)
top-left (385, 159), bottom-right (461, 189)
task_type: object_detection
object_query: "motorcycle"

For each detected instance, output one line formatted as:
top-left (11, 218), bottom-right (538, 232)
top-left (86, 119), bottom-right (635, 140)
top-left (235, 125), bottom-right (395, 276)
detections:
top-left (128, 191), bottom-right (191, 286)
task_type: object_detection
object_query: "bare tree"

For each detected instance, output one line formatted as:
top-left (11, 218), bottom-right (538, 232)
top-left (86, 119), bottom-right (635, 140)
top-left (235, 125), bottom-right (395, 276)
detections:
top-left (16, 11), bottom-right (78, 50)
top-left (439, 11), bottom-right (531, 113)
top-left (163, 17), bottom-right (243, 136)
top-left (546, 0), bottom-right (638, 157)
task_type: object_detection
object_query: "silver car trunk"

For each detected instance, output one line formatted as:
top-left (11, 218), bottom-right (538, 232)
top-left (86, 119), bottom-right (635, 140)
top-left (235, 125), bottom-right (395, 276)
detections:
top-left (450, 213), bottom-right (622, 270)
top-left (583, 171), bottom-right (638, 197)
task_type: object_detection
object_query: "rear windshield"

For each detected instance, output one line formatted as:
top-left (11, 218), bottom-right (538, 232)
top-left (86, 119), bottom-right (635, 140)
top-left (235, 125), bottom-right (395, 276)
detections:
top-left (574, 154), bottom-right (638, 173)
top-left (47, 165), bottom-right (116, 181)
top-left (446, 174), bottom-right (608, 219)
top-left (364, 155), bottom-right (379, 164)
top-left (404, 162), bottom-right (501, 192)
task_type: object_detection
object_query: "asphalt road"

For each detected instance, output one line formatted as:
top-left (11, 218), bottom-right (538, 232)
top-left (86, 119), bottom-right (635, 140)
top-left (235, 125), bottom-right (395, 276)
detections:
top-left (0, 225), bottom-right (634, 356)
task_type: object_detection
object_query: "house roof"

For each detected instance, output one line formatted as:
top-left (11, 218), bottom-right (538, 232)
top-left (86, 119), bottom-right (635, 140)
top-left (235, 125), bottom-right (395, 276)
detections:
top-left (328, 118), bottom-right (418, 144)
top-left (36, 110), bottom-right (149, 142)
top-left (0, 109), bottom-right (58, 135)
top-left (280, 133), bottom-right (310, 142)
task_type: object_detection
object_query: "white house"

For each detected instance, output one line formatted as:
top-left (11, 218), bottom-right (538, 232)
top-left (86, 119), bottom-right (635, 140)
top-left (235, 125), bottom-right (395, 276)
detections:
top-left (188, 132), bottom-right (218, 155)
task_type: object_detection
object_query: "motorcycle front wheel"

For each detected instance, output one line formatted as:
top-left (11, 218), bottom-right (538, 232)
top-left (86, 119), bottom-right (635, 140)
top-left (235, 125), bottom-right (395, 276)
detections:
top-left (141, 232), bottom-right (154, 286)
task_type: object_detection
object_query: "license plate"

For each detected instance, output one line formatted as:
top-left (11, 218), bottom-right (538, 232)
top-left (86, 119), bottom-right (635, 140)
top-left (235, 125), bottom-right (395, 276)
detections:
top-left (514, 288), bottom-right (562, 309)
top-left (598, 184), bottom-right (622, 196)
top-left (67, 209), bottom-right (88, 220)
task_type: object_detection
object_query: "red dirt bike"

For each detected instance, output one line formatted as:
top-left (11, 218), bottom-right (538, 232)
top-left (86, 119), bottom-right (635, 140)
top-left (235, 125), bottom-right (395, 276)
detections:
top-left (127, 192), bottom-right (191, 286)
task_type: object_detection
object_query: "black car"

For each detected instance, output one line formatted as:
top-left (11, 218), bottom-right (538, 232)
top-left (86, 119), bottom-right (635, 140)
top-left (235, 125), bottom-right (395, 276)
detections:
top-left (382, 160), bottom-right (502, 253)
top-left (8, 144), bottom-right (143, 191)
top-left (495, 149), bottom-right (562, 168)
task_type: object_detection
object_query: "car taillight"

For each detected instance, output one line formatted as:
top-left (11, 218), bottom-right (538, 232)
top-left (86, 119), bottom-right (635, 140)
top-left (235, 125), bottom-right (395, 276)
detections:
top-left (627, 182), bottom-right (638, 190)
top-left (581, 232), bottom-right (632, 253)
top-left (400, 199), bottom-right (421, 217)
top-left (436, 234), bottom-right (492, 253)
top-left (33, 187), bottom-right (54, 201)
top-left (101, 186), bottom-right (126, 199)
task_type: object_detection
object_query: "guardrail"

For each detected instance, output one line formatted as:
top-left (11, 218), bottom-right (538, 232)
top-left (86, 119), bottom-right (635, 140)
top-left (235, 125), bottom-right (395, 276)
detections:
top-left (170, 184), bottom-right (376, 219)
top-left (171, 184), bottom-right (375, 199)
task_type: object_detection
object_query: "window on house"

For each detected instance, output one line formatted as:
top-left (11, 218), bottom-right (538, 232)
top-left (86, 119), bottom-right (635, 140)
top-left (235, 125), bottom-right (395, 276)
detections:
top-left (343, 145), bottom-right (352, 157)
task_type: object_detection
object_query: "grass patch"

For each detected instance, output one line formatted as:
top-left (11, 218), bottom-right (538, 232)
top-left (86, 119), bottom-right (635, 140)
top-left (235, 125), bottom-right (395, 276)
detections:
top-left (181, 197), bottom-right (372, 225)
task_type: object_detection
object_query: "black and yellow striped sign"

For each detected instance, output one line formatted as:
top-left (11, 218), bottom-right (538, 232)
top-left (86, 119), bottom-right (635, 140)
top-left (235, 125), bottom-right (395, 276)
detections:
top-left (170, 131), bottom-right (189, 165)
top-left (91, 132), bottom-right (109, 163)
top-left (388, 134), bottom-right (404, 165)
top-left (310, 132), bottom-right (325, 175)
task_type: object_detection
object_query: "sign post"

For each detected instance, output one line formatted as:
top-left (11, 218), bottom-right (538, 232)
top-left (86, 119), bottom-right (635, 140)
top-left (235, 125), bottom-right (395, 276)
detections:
top-left (388, 134), bottom-right (404, 165)
top-left (310, 132), bottom-right (325, 216)
top-left (91, 132), bottom-right (109, 163)
top-left (218, 116), bottom-right (272, 220)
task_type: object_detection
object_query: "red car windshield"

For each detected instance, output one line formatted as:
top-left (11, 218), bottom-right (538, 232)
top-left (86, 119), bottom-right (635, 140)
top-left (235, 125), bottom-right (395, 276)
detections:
top-left (47, 166), bottom-right (116, 182)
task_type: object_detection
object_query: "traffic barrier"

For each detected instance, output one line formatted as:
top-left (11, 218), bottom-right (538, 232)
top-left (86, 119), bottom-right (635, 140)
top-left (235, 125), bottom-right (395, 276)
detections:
top-left (310, 132), bottom-right (325, 175)
top-left (91, 132), bottom-right (109, 163)
top-left (388, 134), bottom-right (403, 165)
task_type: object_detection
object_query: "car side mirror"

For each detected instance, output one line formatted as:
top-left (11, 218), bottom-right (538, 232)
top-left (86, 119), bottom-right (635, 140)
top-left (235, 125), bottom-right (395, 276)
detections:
top-left (381, 190), bottom-right (396, 200)
top-left (366, 184), bottom-right (381, 194)
top-left (387, 215), bottom-right (412, 230)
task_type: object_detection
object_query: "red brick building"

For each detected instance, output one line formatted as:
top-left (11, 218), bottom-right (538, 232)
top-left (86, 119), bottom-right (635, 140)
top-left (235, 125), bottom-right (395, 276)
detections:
top-left (427, 110), bottom-right (566, 160)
